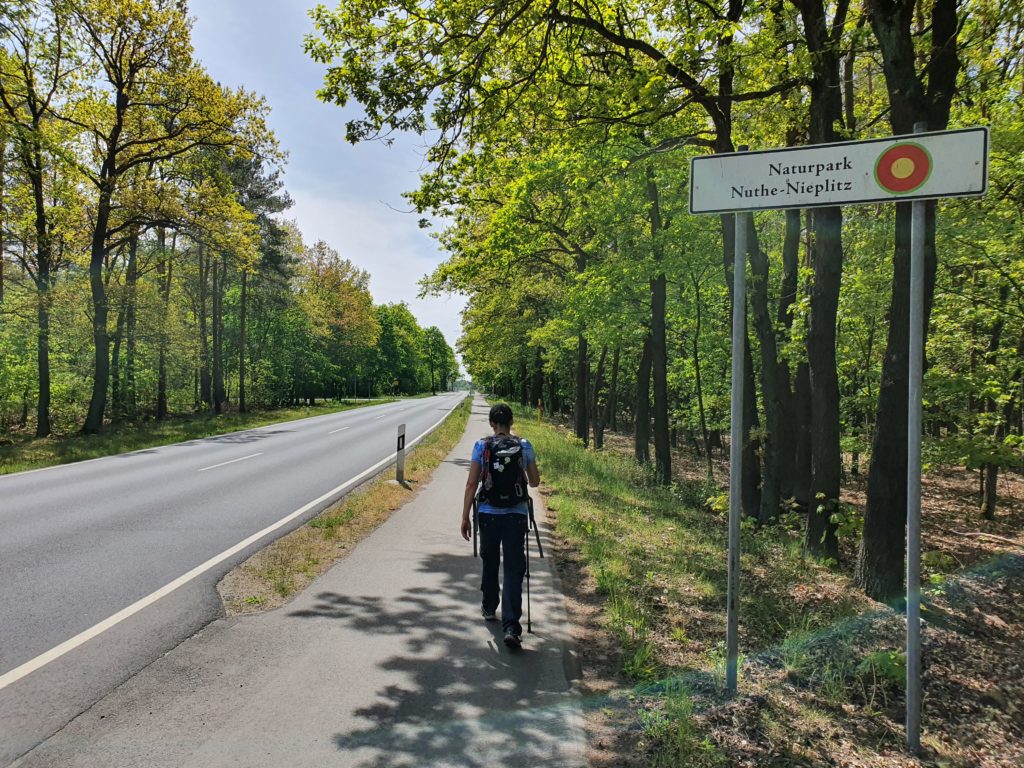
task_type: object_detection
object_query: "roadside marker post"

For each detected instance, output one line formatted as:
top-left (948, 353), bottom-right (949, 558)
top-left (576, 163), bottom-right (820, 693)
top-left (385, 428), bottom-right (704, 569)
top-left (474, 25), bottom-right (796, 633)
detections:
top-left (396, 423), bottom-right (406, 484)
top-left (690, 126), bottom-right (988, 750)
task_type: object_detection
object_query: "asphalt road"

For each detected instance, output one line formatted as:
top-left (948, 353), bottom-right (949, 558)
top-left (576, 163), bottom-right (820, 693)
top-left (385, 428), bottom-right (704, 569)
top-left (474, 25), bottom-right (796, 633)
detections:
top-left (0, 393), bottom-right (465, 766)
top-left (8, 395), bottom-right (585, 768)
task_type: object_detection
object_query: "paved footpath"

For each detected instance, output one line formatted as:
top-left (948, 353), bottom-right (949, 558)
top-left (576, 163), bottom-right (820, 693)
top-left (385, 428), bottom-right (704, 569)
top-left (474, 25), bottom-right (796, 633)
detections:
top-left (12, 398), bottom-right (586, 768)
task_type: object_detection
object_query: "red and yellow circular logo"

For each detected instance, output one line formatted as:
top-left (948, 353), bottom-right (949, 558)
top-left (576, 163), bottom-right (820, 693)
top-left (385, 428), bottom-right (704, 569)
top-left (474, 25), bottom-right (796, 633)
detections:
top-left (875, 143), bottom-right (932, 194)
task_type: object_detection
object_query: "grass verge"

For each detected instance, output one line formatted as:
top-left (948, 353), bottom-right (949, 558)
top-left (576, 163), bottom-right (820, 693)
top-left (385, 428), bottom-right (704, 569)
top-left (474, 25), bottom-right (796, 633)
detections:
top-left (0, 399), bottom-right (399, 476)
top-left (510, 405), bottom-right (1023, 768)
top-left (217, 397), bottom-right (471, 615)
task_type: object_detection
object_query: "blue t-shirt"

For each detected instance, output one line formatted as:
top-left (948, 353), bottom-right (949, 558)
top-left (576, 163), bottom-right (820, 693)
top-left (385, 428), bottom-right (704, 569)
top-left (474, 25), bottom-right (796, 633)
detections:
top-left (471, 436), bottom-right (536, 515)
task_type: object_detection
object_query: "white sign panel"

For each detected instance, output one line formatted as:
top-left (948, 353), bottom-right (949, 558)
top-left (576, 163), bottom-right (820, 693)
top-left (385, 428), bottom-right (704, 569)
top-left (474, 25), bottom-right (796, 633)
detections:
top-left (689, 127), bottom-right (988, 214)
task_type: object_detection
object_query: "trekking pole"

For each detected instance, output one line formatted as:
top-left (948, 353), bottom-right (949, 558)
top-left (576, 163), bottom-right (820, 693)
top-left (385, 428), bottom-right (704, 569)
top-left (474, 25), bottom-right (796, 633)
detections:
top-left (528, 496), bottom-right (544, 558)
top-left (525, 514), bottom-right (532, 633)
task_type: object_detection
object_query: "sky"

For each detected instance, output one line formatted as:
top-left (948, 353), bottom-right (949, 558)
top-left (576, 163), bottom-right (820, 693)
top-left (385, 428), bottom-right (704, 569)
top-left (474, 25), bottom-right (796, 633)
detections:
top-left (187, 0), bottom-right (466, 365)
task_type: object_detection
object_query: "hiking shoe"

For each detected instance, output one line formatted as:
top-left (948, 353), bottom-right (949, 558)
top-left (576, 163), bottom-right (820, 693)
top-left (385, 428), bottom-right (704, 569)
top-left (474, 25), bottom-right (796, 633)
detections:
top-left (503, 630), bottom-right (522, 649)
top-left (481, 607), bottom-right (497, 621)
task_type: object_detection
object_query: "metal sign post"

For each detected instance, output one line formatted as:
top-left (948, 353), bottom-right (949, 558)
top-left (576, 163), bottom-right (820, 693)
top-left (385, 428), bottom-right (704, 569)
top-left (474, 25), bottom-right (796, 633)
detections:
top-left (689, 127), bottom-right (988, 746)
top-left (905, 122), bottom-right (927, 753)
top-left (396, 423), bottom-right (406, 483)
top-left (726, 198), bottom-right (747, 695)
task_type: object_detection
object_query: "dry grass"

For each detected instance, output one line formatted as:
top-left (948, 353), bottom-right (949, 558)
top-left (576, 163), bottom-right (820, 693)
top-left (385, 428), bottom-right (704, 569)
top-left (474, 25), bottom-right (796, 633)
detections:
top-left (217, 398), bottom-right (470, 615)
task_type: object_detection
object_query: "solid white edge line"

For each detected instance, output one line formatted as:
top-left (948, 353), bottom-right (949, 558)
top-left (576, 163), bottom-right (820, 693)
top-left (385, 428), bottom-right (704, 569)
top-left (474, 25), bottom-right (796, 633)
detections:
top-left (196, 453), bottom-right (263, 473)
top-left (0, 396), bottom-right (439, 482)
top-left (0, 397), bottom-right (463, 693)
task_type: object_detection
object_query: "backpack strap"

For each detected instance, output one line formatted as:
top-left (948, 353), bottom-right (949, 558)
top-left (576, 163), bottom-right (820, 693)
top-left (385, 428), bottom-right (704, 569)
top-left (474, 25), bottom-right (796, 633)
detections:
top-left (478, 436), bottom-right (493, 494)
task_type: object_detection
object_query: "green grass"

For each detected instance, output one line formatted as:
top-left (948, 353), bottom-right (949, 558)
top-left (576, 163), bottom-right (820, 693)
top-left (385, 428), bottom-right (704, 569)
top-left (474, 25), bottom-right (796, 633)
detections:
top-left (0, 398), bottom-right (396, 475)
top-left (506, 403), bottom-right (871, 765)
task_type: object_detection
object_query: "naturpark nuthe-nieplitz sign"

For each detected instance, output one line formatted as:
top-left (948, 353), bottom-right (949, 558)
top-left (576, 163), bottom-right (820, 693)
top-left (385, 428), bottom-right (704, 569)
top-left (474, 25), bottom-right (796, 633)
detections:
top-left (689, 127), bottom-right (988, 214)
top-left (690, 125), bottom-right (989, 755)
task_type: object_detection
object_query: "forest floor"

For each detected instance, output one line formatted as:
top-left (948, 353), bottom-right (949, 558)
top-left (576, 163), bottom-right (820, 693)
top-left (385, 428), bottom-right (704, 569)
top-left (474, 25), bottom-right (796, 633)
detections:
top-left (519, 417), bottom-right (1023, 768)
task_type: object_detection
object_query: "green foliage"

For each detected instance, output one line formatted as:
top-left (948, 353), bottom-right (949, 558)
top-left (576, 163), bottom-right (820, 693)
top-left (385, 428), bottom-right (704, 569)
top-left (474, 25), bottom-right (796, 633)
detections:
top-left (0, 1), bottom-right (451, 440)
top-left (830, 503), bottom-right (864, 542)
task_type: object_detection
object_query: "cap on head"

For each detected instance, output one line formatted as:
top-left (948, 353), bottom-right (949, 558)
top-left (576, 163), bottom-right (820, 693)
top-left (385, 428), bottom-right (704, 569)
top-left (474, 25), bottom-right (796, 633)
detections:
top-left (489, 403), bottom-right (513, 428)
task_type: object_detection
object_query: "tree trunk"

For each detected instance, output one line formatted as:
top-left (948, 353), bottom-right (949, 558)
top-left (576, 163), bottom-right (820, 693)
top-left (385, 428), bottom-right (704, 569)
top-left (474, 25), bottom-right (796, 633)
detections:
top-left (239, 269), bottom-right (248, 413)
top-left (110, 298), bottom-right (126, 422)
top-left (776, 208), bottom-right (802, 500)
top-left (83, 189), bottom-right (114, 434)
top-left (858, 0), bottom-right (959, 601)
top-left (646, 168), bottom-right (671, 485)
top-left (982, 463), bottom-right (999, 520)
top-left (635, 335), bottom-right (652, 465)
top-left (198, 247), bottom-right (212, 408)
top-left (575, 334), bottom-right (589, 445)
top-left (592, 345), bottom-right (608, 450)
top-left (605, 345), bottom-right (619, 432)
top-left (35, 283), bottom-right (51, 437)
top-left (742, 337), bottom-right (762, 517)
top-left (797, 0), bottom-right (847, 559)
top-left (531, 348), bottom-right (544, 411)
top-left (691, 275), bottom-right (713, 480)
top-left (124, 230), bottom-right (139, 421)
top-left (980, 285), bottom-right (1010, 518)
top-left (651, 272), bottom-right (671, 484)
top-left (747, 217), bottom-right (783, 522)
top-left (794, 361), bottom-right (813, 509)
top-left (806, 206), bottom-right (843, 559)
top-left (28, 145), bottom-right (53, 437)
top-left (156, 230), bottom-right (174, 420)
top-left (213, 255), bottom-right (227, 413)
top-left (859, 203), bottom-right (920, 599)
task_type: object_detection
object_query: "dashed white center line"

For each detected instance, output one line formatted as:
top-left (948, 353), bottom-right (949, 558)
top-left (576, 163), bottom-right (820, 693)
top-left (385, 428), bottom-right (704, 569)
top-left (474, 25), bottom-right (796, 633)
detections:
top-left (329, 427), bottom-right (350, 435)
top-left (374, 415), bottom-right (386, 420)
top-left (197, 453), bottom-right (262, 472)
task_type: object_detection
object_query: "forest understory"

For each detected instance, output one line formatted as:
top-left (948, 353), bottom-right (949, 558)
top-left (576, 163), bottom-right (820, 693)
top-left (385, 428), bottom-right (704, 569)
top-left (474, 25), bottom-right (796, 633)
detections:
top-left (544, 424), bottom-right (1023, 768)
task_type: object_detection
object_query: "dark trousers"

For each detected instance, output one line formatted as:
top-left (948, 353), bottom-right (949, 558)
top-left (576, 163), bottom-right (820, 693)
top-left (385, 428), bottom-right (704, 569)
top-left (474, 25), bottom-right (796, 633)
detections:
top-left (478, 512), bottom-right (528, 635)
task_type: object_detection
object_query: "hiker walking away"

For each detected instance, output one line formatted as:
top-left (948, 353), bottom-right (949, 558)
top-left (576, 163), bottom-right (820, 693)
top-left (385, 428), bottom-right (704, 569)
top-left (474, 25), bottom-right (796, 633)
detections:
top-left (461, 403), bottom-right (540, 648)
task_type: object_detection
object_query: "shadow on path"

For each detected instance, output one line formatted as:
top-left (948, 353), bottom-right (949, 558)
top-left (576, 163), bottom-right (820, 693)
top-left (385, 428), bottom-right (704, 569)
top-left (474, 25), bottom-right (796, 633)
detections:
top-left (288, 548), bottom-right (579, 768)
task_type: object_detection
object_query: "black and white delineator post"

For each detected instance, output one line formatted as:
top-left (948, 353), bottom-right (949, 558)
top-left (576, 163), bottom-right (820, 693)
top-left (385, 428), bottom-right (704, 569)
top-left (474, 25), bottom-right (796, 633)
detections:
top-left (396, 423), bottom-right (406, 483)
top-left (690, 126), bottom-right (988, 750)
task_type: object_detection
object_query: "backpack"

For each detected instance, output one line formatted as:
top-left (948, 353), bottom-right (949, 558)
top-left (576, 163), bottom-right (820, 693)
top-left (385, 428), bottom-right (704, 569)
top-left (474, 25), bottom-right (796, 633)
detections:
top-left (477, 435), bottom-right (527, 507)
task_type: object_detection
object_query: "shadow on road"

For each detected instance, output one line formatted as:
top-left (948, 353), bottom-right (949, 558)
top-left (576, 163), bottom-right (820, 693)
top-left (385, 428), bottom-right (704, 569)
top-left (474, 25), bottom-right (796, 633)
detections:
top-left (287, 548), bottom-right (578, 767)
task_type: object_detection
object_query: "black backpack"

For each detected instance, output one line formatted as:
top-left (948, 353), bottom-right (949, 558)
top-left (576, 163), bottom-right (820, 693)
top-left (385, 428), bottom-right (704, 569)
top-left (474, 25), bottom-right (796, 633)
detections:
top-left (478, 435), bottom-right (527, 507)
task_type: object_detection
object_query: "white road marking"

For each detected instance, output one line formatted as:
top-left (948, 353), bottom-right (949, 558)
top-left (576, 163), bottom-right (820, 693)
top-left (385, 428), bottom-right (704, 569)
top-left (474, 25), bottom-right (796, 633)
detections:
top-left (329, 427), bottom-right (350, 435)
top-left (197, 453), bottom-right (262, 472)
top-left (0, 400), bottom-right (461, 693)
top-left (374, 415), bottom-right (386, 420)
top-left (0, 398), bottom-right (425, 481)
